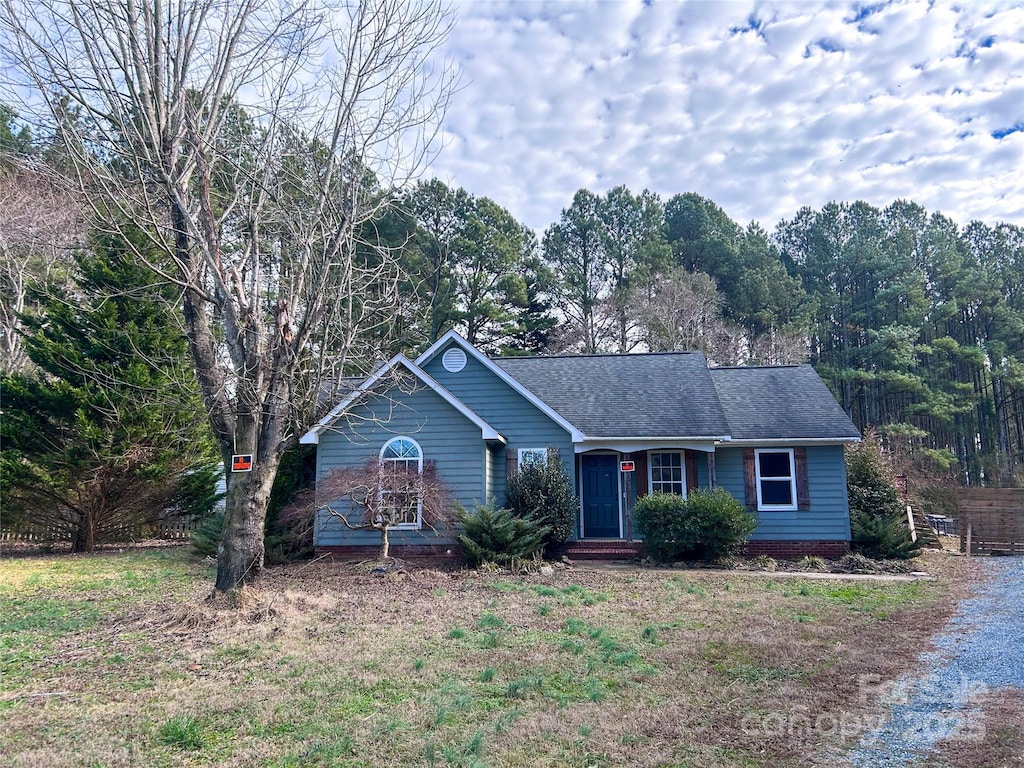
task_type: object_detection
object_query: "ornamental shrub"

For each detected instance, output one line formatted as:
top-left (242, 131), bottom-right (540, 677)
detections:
top-left (456, 502), bottom-right (549, 567)
top-left (630, 493), bottom-right (686, 562)
top-left (505, 452), bottom-right (577, 545)
top-left (632, 488), bottom-right (757, 563)
top-left (851, 510), bottom-right (923, 560)
top-left (846, 435), bottom-right (921, 560)
top-left (682, 488), bottom-right (759, 561)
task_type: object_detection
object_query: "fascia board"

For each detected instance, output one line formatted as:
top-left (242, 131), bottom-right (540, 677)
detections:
top-left (578, 435), bottom-right (732, 443)
top-left (574, 440), bottom-right (723, 454)
top-left (722, 437), bottom-right (861, 446)
top-left (416, 330), bottom-right (584, 443)
top-left (414, 329), bottom-right (467, 367)
top-left (299, 354), bottom-right (407, 445)
top-left (300, 353), bottom-right (505, 444)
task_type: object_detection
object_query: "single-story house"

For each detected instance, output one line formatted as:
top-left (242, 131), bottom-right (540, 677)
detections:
top-left (300, 331), bottom-right (861, 558)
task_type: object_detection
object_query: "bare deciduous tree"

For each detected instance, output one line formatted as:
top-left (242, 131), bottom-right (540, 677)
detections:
top-left (637, 267), bottom-right (741, 363)
top-left (294, 458), bottom-right (450, 561)
top-left (1, 0), bottom-right (457, 589)
top-left (0, 161), bottom-right (84, 373)
top-left (746, 327), bottom-right (809, 366)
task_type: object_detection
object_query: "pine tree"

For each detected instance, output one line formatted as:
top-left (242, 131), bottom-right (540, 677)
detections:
top-left (0, 228), bottom-right (219, 551)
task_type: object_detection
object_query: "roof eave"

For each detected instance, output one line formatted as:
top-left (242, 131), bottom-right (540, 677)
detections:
top-left (300, 352), bottom-right (507, 445)
top-left (299, 354), bottom-right (408, 444)
top-left (722, 436), bottom-right (861, 446)
top-left (416, 330), bottom-right (585, 442)
top-left (577, 435), bottom-right (733, 442)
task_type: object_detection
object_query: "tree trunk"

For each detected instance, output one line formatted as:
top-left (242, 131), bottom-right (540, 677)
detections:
top-left (71, 511), bottom-right (96, 553)
top-left (379, 525), bottom-right (391, 561)
top-left (215, 453), bottom-right (281, 590)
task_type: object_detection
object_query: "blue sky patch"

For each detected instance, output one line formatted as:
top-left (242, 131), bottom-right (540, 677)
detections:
top-left (992, 123), bottom-right (1023, 140)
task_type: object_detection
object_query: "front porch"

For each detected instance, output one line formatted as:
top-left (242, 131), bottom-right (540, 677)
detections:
top-left (575, 447), bottom-right (713, 541)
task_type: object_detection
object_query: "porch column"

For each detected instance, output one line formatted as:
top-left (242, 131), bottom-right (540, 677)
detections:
top-left (707, 452), bottom-right (716, 488)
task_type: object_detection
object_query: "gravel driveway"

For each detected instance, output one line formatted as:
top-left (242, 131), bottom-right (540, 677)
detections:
top-left (845, 556), bottom-right (1024, 766)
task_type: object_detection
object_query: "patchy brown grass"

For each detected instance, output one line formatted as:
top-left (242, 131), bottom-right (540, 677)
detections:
top-left (919, 687), bottom-right (1024, 768)
top-left (0, 548), bottom-right (978, 768)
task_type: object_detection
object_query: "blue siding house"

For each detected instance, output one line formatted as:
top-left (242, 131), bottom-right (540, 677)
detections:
top-left (301, 332), bottom-right (861, 558)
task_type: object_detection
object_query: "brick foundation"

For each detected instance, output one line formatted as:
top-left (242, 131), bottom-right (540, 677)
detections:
top-left (315, 544), bottom-right (462, 559)
top-left (315, 539), bottom-right (850, 561)
top-left (742, 540), bottom-right (850, 559)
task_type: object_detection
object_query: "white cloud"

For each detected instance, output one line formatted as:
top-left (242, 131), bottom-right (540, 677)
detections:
top-left (426, 0), bottom-right (1024, 233)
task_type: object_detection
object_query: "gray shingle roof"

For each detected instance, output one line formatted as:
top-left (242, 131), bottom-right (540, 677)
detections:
top-left (492, 353), bottom-right (859, 442)
top-left (493, 352), bottom-right (732, 438)
top-left (709, 365), bottom-right (861, 440)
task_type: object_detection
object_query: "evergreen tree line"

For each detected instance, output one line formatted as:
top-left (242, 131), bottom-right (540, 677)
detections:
top-left (1, 112), bottom-right (220, 549)
top-left (387, 183), bottom-right (1023, 488)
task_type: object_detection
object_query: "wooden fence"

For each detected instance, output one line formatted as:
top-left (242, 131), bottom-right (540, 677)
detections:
top-left (0, 518), bottom-right (198, 545)
top-left (958, 488), bottom-right (1024, 556)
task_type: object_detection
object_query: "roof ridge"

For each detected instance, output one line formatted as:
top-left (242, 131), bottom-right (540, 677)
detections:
top-left (711, 364), bottom-right (803, 370)
top-left (493, 350), bottom-right (703, 361)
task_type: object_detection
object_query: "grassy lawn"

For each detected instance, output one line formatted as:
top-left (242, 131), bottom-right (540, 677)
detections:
top-left (0, 547), bottom-right (971, 768)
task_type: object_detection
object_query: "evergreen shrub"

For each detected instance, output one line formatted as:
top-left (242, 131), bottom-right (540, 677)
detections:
top-left (190, 511), bottom-right (223, 558)
top-left (457, 502), bottom-right (549, 567)
top-left (846, 437), bottom-right (922, 560)
top-left (850, 511), bottom-right (923, 560)
top-left (632, 488), bottom-right (757, 562)
top-left (505, 452), bottom-right (576, 545)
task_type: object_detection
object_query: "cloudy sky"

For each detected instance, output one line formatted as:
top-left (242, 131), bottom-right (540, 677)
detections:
top-left (425, 0), bottom-right (1024, 234)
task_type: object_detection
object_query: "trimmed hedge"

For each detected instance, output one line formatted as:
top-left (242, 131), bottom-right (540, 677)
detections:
top-left (632, 488), bottom-right (757, 562)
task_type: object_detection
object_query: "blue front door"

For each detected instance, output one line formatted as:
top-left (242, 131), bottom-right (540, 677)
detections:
top-left (582, 454), bottom-right (620, 538)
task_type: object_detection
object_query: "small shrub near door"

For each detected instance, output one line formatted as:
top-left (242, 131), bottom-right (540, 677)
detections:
top-left (505, 452), bottom-right (576, 545)
top-left (456, 503), bottom-right (549, 567)
top-left (630, 493), bottom-right (684, 562)
top-left (632, 488), bottom-right (757, 562)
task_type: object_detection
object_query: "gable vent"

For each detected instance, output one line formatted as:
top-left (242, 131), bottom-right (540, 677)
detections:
top-left (442, 347), bottom-right (467, 373)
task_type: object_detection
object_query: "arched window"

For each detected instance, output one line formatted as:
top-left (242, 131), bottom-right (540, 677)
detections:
top-left (379, 437), bottom-right (423, 529)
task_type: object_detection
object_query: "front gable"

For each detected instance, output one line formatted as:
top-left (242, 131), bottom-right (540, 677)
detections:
top-left (417, 334), bottom-right (579, 502)
top-left (301, 354), bottom-right (503, 445)
top-left (313, 371), bottom-right (502, 549)
top-left (417, 332), bottom-right (583, 444)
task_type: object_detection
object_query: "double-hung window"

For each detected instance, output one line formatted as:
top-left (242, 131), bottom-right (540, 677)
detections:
top-left (379, 437), bottom-right (423, 529)
top-left (649, 452), bottom-right (685, 496)
top-left (518, 447), bottom-right (548, 468)
top-left (755, 449), bottom-right (797, 510)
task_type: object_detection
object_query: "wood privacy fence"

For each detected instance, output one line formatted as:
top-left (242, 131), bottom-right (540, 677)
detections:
top-left (958, 488), bottom-right (1024, 556)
